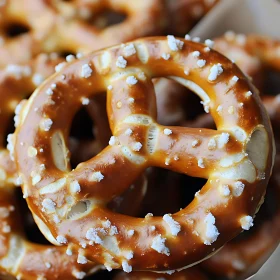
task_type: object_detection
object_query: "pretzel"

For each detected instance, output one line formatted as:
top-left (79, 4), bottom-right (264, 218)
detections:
top-left (0, 0), bottom-right (56, 68)
top-left (113, 267), bottom-right (209, 280)
top-left (213, 33), bottom-right (280, 90)
top-left (0, 0), bottom-right (165, 68)
top-left (14, 36), bottom-right (274, 273)
top-left (166, 0), bottom-right (219, 36)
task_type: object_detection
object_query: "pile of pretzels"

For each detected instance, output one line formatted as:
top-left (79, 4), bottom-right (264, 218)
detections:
top-left (0, 1), bottom-right (279, 279)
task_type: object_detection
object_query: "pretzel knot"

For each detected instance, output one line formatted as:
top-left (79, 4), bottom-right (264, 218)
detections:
top-left (14, 37), bottom-right (274, 272)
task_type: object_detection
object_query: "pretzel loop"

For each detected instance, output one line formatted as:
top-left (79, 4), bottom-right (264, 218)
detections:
top-left (14, 37), bottom-right (274, 272)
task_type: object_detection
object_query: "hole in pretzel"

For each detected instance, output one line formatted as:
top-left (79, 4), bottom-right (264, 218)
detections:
top-left (15, 188), bottom-right (52, 245)
top-left (90, 10), bottom-right (127, 29)
top-left (161, 77), bottom-right (216, 129)
top-left (4, 22), bottom-right (30, 38)
top-left (262, 69), bottom-right (280, 95)
top-left (111, 168), bottom-right (206, 217)
top-left (69, 94), bottom-right (110, 168)
top-left (4, 115), bottom-right (15, 147)
top-left (153, 78), bottom-right (195, 126)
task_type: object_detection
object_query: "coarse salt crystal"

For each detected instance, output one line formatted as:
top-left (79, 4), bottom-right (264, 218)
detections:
top-left (208, 63), bottom-right (223, 81)
top-left (167, 35), bottom-right (184, 51)
top-left (116, 56), bottom-right (127, 68)
top-left (81, 64), bottom-right (92, 78)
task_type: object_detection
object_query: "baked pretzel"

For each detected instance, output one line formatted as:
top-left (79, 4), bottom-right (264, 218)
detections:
top-left (14, 36), bottom-right (274, 272)
top-left (113, 267), bottom-right (209, 280)
top-left (201, 95), bottom-right (280, 279)
top-left (0, 0), bottom-right (56, 68)
top-left (213, 33), bottom-right (280, 91)
top-left (0, 0), bottom-right (165, 68)
top-left (166, 0), bottom-right (219, 36)
top-left (71, 78), bottom-right (189, 165)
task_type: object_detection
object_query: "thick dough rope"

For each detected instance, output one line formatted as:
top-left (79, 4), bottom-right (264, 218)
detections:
top-left (0, 54), bottom-right (64, 187)
top-left (201, 96), bottom-right (280, 279)
top-left (181, 34), bottom-right (280, 127)
top-left (0, 0), bottom-right (165, 68)
top-left (0, 54), bottom-right (100, 279)
top-left (14, 36), bottom-right (274, 273)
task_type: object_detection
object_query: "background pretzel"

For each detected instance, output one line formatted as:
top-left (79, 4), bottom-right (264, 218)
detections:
top-left (14, 37), bottom-right (273, 273)
top-left (0, 0), bottom-right (56, 68)
top-left (0, 0), bottom-right (165, 68)
top-left (166, 0), bottom-right (220, 36)
top-left (213, 33), bottom-right (280, 92)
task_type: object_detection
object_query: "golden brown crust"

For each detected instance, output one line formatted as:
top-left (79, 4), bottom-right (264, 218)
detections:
top-left (0, 0), bottom-right (165, 68)
top-left (0, 54), bottom-right (64, 187)
top-left (14, 36), bottom-right (274, 272)
top-left (201, 96), bottom-right (280, 279)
